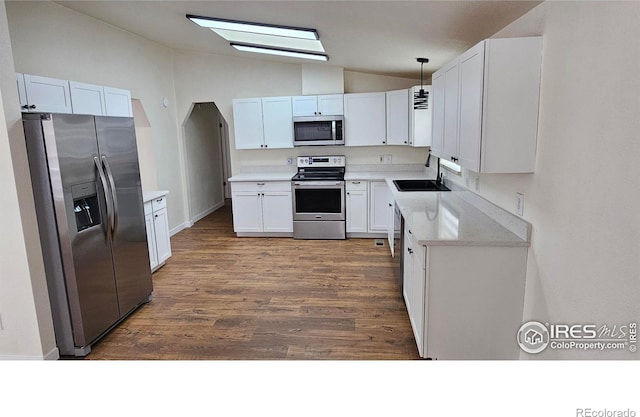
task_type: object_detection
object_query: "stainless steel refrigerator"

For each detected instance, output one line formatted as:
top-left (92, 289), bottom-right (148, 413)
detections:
top-left (23, 113), bottom-right (153, 356)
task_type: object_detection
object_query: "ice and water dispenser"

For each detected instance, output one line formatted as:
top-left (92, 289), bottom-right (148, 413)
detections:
top-left (71, 182), bottom-right (101, 232)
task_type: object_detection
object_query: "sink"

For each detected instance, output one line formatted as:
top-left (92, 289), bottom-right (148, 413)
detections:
top-left (393, 179), bottom-right (450, 192)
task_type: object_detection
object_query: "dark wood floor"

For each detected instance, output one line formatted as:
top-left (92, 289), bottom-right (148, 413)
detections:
top-left (87, 201), bottom-right (419, 360)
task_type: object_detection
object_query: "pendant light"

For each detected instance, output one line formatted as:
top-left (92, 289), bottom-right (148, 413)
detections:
top-left (417, 57), bottom-right (429, 98)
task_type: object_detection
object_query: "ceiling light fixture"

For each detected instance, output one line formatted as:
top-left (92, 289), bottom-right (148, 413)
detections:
top-left (231, 43), bottom-right (328, 62)
top-left (417, 58), bottom-right (429, 98)
top-left (187, 14), bottom-right (319, 40)
top-left (211, 29), bottom-right (325, 53)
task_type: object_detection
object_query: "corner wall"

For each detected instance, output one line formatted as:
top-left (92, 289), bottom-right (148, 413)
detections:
top-left (0, 0), bottom-right (56, 359)
top-left (446, 1), bottom-right (640, 359)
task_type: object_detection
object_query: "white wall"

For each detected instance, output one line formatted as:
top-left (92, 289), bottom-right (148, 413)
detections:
top-left (445, 1), bottom-right (640, 359)
top-left (172, 49), bottom-right (428, 176)
top-left (0, 0), bottom-right (57, 359)
top-left (6, 1), bottom-right (184, 231)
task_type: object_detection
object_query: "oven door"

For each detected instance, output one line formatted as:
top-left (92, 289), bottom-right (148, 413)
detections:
top-left (292, 181), bottom-right (345, 221)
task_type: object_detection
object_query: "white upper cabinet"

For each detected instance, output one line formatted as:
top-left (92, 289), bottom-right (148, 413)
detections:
top-left (261, 96), bottom-right (293, 149)
top-left (344, 92), bottom-right (386, 147)
top-left (409, 85), bottom-right (432, 147)
top-left (18, 73), bottom-right (132, 117)
top-left (386, 89), bottom-right (410, 145)
top-left (16, 73), bottom-right (27, 110)
top-left (292, 94), bottom-right (343, 116)
top-left (233, 97), bottom-right (293, 149)
top-left (431, 37), bottom-right (542, 173)
top-left (70, 80), bottom-right (106, 116)
top-left (104, 86), bottom-right (132, 117)
top-left (233, 98), bottom-right (265, 149)
top-left (22, 74), bottom-right (72, 114)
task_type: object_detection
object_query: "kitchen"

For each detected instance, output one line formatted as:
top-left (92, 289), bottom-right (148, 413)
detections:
top-left (1, 0), bottom-right (639, 414)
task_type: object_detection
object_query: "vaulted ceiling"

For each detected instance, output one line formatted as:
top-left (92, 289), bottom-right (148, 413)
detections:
top-left (55, 1), bottom-right (542, 79)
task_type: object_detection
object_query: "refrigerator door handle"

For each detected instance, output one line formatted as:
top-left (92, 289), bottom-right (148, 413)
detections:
top-left (101, 155), bottom-right (119, 240)
top-left (94, 156), bottom-right (112, 242)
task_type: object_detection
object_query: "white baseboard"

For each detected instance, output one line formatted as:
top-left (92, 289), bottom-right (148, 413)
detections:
top-left (0, 346), bottom-right (59, 360)
top-left (169, 221), bottom-right (189, 237)
top-left (189, 201), bottom-right (224, 226)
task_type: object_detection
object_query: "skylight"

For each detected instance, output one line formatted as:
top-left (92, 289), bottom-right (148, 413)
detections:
top-left (187, 14), bottom-right (328, 61)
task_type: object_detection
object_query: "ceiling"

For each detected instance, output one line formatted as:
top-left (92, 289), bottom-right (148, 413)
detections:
top-left (55, 0), bottom-right (542, 79)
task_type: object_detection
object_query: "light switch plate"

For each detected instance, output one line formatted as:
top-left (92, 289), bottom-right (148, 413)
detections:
top-left (516, 192), bottom-right (525, 216)
top-left (384, 154), bottom-right (392, 164)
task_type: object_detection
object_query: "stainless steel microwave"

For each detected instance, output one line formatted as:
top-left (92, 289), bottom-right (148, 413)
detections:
top-left (293, 115), bottom-right (344, 146)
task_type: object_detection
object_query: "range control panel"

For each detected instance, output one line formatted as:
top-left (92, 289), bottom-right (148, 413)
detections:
top-left (297, 155), bottom-right (346, 168)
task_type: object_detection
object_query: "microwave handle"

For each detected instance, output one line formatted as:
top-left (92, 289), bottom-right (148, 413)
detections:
top-left (332, 120), bottom-right (336, 141)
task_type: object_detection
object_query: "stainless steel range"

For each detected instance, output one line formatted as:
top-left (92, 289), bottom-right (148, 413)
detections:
top-left (292, 155), bottom-right (346, 239)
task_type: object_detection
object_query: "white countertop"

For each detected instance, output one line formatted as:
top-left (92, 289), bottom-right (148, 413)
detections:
top-left (387, 179), bottom-right (529, 247)
top-left (227, 167), bottom-right (529, 247)
top-left (143, 190), bottom-right (169, 202)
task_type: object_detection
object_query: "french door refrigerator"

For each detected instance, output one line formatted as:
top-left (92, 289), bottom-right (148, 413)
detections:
top-left (23, 113), bottom-right (153, 356)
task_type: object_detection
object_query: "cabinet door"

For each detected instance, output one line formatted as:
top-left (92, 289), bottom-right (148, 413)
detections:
top-left (16, 73), bottom-right (27, 111)
top-left (442, 60), bottom-right (460, 162)
top-left (262, 96), bottom-right (293, 149)
top-left (346, 188), bottom-right (368, 233)
top-left (70, 81), bottom-right (106, 116)
top-left (457, 41), bottom-right (485, 172)
top-left (104, 86), bottom-right (132, 117)
top-left (431, 73), bottom-right (445, 157)
top-left (23, 74), bottom-right (72, 113)
top-left (317, 94), bottom-right (344, 115)
top-left (231, 191), bottom-right (263, 232)
top-left (387, 197), bottom-right (395, 256)
top-left (153, 207), bottom-right (172, 264)
top-left (145, 213), bottom-right (158, 270)
top-left (403, 227), bottom-right (425, 357)
top-left (261, 192), bottom-right (293, 233)
top-left (386, 89), bottom-right (410, 145)
top-left (369, 181), bottom-right (390, 232)
top-left (233, 98), bottom-right (264, 149)
top-left (292, 96), bottom-right (318, 116)
top-left (344, 92), bottom-right (386, 146)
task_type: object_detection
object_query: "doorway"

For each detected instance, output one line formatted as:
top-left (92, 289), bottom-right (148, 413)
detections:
top-left (183, 102), bottom-right (231, 225)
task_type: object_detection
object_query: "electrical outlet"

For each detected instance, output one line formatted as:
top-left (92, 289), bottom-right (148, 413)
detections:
top-left (286, 157), bottom-right (293, 166)
top-left (384, 154), bottom-right (392, 164)
top-left (516, 192), bottom-right (525, 216)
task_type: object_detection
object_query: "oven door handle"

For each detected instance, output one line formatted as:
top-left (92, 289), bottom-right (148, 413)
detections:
top-left (293, 181), bottom-right (343, 188)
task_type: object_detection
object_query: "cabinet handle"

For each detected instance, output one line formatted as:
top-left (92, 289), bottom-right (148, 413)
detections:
top-left (352, 181), bottom-right (360, 184)
top-left (28, 104), bottom-right (36, 109)
top-left (21, 105), bottom-right (29, 110)
top-left (382, 141), bottom-right (386, 144)
top-left (257, 182), bottom-right (265, 186)
top-left (155, 214), bottom-right (158, 218)
top-left (388, 203), bottom-right (392, 207)
top-left (408, 248), bottom-right (413, 254)
top-left (408, 229), bottom-right (412, 235)
top-left (265, 144), bottom-right (268, 148)
top-left (404, 141), bottom-right (407, 144)
top-left (261, 144), bottom-right (264, 148)
top-left (156, 198), bottom-right (163, 203)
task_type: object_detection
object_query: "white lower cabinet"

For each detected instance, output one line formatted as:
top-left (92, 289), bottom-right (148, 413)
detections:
top-left (144, 193), bottom-right (172, 272)
top-left (368, 181), bottom-right (390, 232)
top-left (401, 229), bottom-right (528, 359)
top-left (403, 226), bottom-right (426, 357)
top-left (231, 181), bottom-right (293, 236)
top-left (346, 181), bottom-right (368, 233)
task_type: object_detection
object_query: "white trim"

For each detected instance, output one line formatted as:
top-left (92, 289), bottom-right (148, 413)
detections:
top-left (170, 221), bottom-right (189, 237)
top-left (190, 201), bottom-right (224, 226)
top-left (0, 346), bottom-right (59, 360)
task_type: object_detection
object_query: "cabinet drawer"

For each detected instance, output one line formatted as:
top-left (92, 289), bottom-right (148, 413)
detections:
top-left (346, 180), bottom-right (368, 191)
top-left (231, 181), bottom-right (292, 192)
top-left (151, 196), bottom-right (167, 212)
top-left (144, 201), bottom-right (152, 216)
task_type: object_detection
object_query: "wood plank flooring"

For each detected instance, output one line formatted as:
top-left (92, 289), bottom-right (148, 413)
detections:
top-left (86, 201), bottom-right (420, 360)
